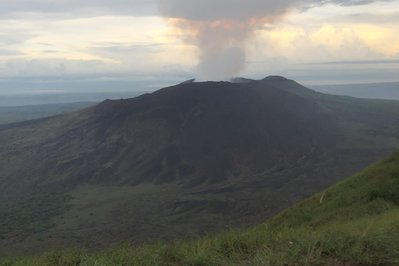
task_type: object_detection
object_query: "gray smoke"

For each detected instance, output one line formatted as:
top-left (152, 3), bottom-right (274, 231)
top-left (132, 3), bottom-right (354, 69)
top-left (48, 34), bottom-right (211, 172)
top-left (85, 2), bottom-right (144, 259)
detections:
top-left (158, 0), bottom-right (303, 21)
top-left (158, 0), bottom-right (391, 80)
top-left (158, 0), bottom-right (303, 80)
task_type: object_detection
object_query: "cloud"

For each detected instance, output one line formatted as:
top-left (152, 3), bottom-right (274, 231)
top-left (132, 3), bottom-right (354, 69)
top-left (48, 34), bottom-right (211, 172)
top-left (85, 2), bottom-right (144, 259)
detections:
top-left (158, 0), bottom-right (396, 20)
top-left (319, 0), bottom-right (393, 6)
top-left (0, 0), bottom-right (397, 87)
top-left (159, 0), bottom-right (303, 21)
top-left (328, 11), bottom-right (399, 24)
top-left (90, 42), bottom-right (168, 55)
top-left (309, 59), bottom-right (399, 64)
top-left (0, 31), bottom-right (34, 46)
top-left (0, 49), bottom-right (23, 56)
top-left (0, 0), bottom-right (392, 19)
top-left (157, 0), bottom-right (397, 80)
top-left (158, 0), bottom-right (394, 21)
top-left (0, 0), bottom-right (157, 18)
top-left (0, 58), bottom-right (107, 78)
top-left (158, 0), bottom-right (306, 80)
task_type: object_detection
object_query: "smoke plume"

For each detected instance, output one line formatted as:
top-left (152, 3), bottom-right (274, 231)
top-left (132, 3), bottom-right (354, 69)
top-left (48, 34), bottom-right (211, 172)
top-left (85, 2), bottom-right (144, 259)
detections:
top-left (158, 0), bottom-right (303, 80)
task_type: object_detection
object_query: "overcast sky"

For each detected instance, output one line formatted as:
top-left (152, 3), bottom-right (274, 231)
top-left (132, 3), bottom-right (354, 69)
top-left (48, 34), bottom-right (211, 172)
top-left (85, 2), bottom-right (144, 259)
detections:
top-left (0, 0), bottom-right (398, 94)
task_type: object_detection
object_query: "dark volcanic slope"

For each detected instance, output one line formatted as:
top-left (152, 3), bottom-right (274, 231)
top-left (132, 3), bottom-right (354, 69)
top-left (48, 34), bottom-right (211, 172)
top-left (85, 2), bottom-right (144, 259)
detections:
top-left (1, 79), bottom-right (338, 193)
top-left (1, 76), bottom-right (399, 254)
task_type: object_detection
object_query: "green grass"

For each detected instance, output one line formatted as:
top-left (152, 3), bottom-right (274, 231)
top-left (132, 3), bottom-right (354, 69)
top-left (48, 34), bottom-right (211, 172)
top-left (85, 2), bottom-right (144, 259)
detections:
top-left (271, 151), bottom-right (399, 228)
top-left (2, 152), bottom-right (399, 265)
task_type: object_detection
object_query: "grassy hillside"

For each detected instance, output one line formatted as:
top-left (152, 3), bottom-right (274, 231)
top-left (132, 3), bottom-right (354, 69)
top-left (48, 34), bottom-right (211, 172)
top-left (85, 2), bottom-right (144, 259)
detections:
top-left (2, 151), bottom-right (399, 265)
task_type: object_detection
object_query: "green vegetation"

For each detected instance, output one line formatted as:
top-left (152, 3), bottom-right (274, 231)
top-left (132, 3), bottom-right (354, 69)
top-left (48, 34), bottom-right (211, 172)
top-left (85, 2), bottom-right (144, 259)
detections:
top-left (2, 152), bottom-right (399, 265)
top-left (0, 193), bottom-right (71, 239)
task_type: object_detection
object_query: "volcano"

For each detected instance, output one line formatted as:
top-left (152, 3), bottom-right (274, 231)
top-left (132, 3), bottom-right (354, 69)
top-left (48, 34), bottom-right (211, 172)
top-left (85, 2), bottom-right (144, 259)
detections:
top-left (1, 76), bottom-right (399, 254)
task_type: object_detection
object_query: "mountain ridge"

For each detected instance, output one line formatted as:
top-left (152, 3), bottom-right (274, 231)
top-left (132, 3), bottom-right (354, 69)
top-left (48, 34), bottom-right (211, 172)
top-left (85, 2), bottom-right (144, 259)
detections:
top-left (1, 76), bottom-right (399, 254)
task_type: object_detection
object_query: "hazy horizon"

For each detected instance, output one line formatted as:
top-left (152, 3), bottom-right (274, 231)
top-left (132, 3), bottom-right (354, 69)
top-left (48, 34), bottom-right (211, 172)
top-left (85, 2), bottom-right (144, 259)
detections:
top-left (1, 78), bottom-right (398, 107)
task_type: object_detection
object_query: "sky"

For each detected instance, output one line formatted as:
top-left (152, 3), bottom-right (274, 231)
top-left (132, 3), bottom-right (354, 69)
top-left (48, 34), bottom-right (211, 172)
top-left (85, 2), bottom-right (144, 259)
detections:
top-left (0, 0), bottom-right (398, 95)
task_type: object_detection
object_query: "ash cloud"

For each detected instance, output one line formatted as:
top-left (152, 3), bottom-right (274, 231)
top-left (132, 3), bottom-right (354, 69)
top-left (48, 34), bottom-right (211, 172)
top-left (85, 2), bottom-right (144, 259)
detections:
top-left (158, 0), bottom-right (302, 21)
top-left (158, 0), bottom-right (393, 80)
top-left (159, 0), bottom-right (303, 80)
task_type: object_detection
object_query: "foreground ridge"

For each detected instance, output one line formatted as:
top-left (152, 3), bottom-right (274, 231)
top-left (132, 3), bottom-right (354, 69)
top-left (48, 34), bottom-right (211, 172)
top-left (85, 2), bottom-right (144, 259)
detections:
top-left (3, 151), bottom-right (399, 265)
